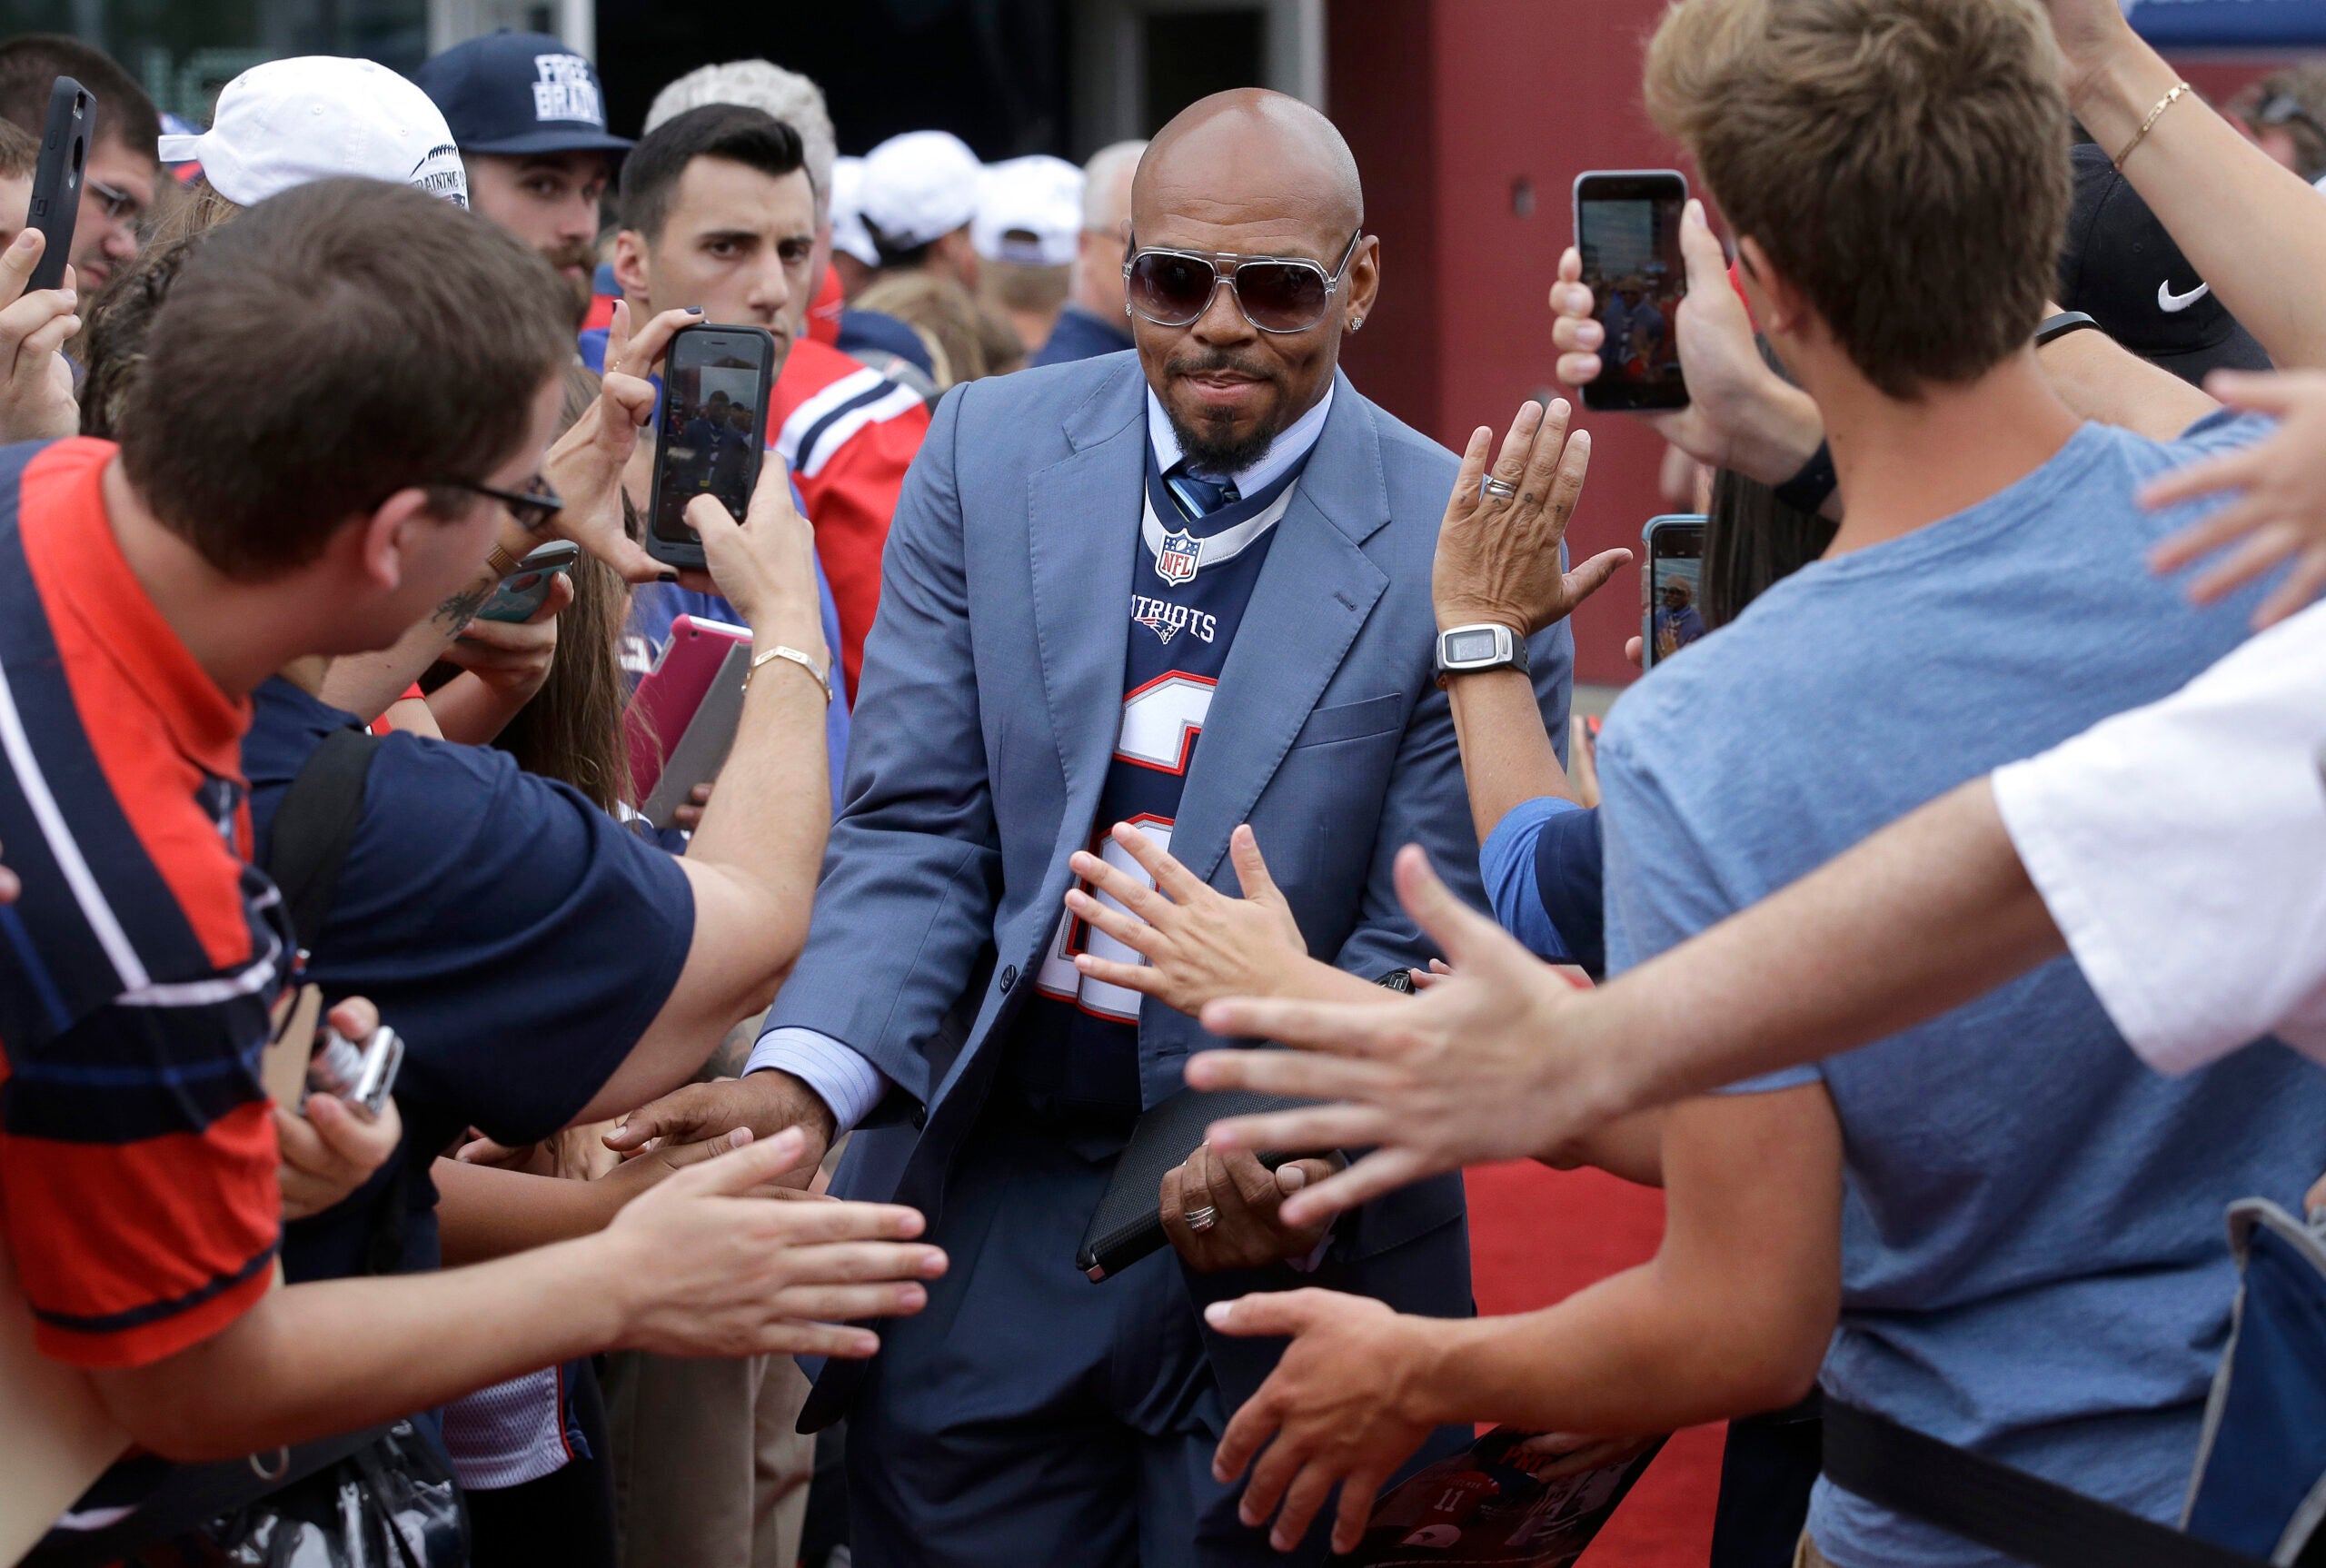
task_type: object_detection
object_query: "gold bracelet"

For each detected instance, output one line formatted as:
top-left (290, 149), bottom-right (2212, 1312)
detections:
top-left (2114, 80), bottom-right (2190, 168)
top-left (745, 643), bottom-right (832, 705)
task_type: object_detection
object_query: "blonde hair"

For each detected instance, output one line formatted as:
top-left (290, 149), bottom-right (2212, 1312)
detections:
top-left (1645, 0), bottom-right (2070, 397)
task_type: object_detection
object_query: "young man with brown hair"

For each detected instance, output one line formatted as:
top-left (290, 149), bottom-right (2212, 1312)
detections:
top-left (1191, 3), bottom-right (2326, 1563)
top-left (0, 35), bottom-right (159, 293)
top-left (0, 180), bottom-right (940, 1533)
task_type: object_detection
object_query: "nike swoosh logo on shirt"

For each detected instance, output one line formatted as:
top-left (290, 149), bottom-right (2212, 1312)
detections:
top-left (2157, 279), bottom-right (2211, 313)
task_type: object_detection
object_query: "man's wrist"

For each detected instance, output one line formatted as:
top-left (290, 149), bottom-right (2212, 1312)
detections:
top-left (748, 1066), bottom-right (839, 1146)
top-left (1433, 602), bottom-right (1530, 637)
top-left (1389, 1310), bottom-right (1466, 1428)
top-left (1732, 380), bottom-right (1827, 490)
top-left (558, 1231), bottom-right (646, 1351)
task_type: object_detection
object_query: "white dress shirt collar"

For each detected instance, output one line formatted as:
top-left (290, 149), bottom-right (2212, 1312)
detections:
top-left (1144, 380), bottom-right (1335, 499)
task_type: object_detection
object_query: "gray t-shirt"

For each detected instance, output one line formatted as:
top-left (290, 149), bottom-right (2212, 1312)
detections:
top-left (1598, 412), bottom-right (2326, 1568)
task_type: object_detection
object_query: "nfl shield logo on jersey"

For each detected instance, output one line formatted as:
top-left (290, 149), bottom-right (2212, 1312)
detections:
top-left (1155, 529), bottom-right (1200, 587)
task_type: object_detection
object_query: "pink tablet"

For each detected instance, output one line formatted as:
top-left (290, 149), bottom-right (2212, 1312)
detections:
top-left (624, 614), bottom-right (751, 802)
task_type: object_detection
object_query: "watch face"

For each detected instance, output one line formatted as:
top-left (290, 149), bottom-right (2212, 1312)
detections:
top-left (1446, 628), bottom-right (1502, 664)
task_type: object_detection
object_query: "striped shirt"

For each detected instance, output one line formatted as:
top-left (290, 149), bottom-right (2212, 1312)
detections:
top-left (0, 437), bottom-right (285, 1369)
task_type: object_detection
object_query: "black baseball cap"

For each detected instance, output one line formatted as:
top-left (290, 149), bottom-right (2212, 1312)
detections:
top-left (413, 31), bottom-right (632, 159)
top-left (2059, 140), bottom-right (2268, 385)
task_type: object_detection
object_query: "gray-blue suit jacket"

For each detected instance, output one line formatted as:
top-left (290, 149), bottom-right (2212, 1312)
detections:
top-left (779, 352), bottom-right (1574, 1430)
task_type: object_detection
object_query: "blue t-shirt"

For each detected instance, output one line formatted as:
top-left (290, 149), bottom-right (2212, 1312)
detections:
top-left (244, 679), bottom-right (697, 1281)
top-left (1596, 413), bottom-right (2326, 1568)
top-left (1478, 799), bottom-right (1598, 974)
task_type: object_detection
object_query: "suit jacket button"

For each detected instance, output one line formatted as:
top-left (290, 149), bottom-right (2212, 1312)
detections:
top-left (910, 1104), bottom-right (928, 1129)
top-left (999, 964), bottom-right (1019, 993)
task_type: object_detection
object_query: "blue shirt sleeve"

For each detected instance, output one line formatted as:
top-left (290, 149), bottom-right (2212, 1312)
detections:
top-left (1596, 719), bottom-right (1819, 1093)
top-left (1480, 798), bottom-right (1585, 964)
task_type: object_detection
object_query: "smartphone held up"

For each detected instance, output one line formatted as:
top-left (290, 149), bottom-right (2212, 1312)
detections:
top-left (1641, 513), bottom-right (1707, 671)
top-left (646, 323), bottom-right (779, 571)
top-left (28, 77), bottom-right (91, 293)
top-left (1573, 170), bottom-right (1689, 412)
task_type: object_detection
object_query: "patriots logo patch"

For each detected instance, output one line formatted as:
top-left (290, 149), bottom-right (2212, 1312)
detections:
top-left (1136, 603), bottom-right (1182, 645)
top-left (1154, 528), bottom-right (1200, 587)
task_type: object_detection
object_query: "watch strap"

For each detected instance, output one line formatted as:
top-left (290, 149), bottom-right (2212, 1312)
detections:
top-left (1773, 441), bottom-right (1837, 516)
top-left (2033, 310), bottom-right (2099, 349)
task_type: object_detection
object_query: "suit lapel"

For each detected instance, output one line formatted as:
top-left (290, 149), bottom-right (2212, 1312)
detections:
top-left (1026, 366), bottom-right (1146, 837)
top-left (1172, 373), bottom-right (1390, 885)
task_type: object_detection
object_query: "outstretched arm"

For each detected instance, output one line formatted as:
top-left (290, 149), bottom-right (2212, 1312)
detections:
top-left (1188, 779), bottom-right (2053, 1224)
top-left (1203, 1085), bottom-right (1843, 1554)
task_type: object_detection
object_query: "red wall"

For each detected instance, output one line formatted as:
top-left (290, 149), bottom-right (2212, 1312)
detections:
top-left (1331, 0), bottom-right (1687, 686)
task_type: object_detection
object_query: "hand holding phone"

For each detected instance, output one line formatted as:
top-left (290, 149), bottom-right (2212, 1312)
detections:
top-left (26, 79), bottom-right (88, 295)
top-left (0, 80), bottom-right (89, 446)
top-left (647, 323), bottom-right (779, 571)
top-left (474, 540), bottom-right (582, 623)
top-left (1572, 171), bottom-right (1689, 412)
top-left (1641, 514), bottom-right (1708, 670)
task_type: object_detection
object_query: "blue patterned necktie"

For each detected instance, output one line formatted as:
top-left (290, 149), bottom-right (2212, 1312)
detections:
top-left (1166, 463), bottom-right (1240, 520)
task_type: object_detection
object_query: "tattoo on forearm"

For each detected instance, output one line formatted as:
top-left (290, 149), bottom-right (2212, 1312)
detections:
top-left (433, 578), bottom-right (491, 627)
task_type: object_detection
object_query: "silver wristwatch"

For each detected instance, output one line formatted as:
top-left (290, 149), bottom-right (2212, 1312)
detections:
top-left (1434, 622), bottom-right (1530, 687)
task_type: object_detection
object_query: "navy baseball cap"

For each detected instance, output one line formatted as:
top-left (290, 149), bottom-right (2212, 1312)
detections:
top-left (413, 31), bottom-right (633, 158)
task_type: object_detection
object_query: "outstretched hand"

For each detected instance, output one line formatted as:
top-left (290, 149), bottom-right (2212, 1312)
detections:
top-left (1432, 397), bottom-right (1624, 635)
top-left (1187, 846), bottom-right (1616, 1228)
top-left (603, 1127), bottom-right (946, 1361)
top-left (1066, 822), bottom-right (1317, 1017)
top-left (1206, 1289), bottom-right (1441, 1555)
top-left (2143, 369), bottom-right (2326, 626)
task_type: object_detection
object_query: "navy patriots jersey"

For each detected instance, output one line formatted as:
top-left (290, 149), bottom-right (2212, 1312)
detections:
top-left (1008, 449), bottom-right (1312, 1117)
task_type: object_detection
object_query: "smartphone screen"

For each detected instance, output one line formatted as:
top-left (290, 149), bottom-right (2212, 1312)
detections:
top-left (1575, 171), bottom-right (1688, 412)
top-left (1642, 514), bottom-right (1707, 670)
top-left (649, 325), bottom-right (776, 568)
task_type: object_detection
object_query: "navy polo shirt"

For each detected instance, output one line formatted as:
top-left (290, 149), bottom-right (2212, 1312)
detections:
top-left (244, 677), bottom-right (695, 1280)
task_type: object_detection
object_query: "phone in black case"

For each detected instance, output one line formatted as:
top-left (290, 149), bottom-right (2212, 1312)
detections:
top-left (646, 323), bottom-right (779, 571)
top-left (27, 78), bottom-right (91, 293)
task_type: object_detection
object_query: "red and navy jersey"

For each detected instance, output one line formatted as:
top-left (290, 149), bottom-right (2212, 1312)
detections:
top-left (1010, 449), bottom-right (1310, 1116)
top-left (0, 439), bottom-right (286, 1369)
top-left (771, 336), bottom-right (929, 700)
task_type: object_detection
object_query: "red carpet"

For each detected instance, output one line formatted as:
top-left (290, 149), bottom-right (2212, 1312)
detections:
top-left (1464, 1160), bottom-right (1723, 1567)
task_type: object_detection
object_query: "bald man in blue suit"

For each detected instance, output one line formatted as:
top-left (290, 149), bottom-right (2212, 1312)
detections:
top-left (614, 90), bottom-right (1575, 1565)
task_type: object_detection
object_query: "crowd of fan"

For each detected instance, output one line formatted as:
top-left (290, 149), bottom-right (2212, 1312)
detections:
top-left (4, 0), bottom-right (2326, 1565)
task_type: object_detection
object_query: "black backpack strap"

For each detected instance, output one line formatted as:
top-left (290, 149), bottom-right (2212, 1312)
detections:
top-left (263, 726), bottom-right (380, 954)
top-left (1822, 1399), bottom-right (2265, 1568)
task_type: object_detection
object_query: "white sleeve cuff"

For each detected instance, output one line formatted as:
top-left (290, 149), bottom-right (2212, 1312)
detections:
top-left (747, 1027), bottom-right (890, 1134)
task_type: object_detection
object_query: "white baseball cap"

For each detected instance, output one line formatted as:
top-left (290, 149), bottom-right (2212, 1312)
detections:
top-left (159, 57), bottom-right (469, 209)
top-left (830, 155), bottom-right (878, 268)
top-left (972, 154), bottom-right (1085, 267)
top-left (857, 130), bottom-right (980, 252)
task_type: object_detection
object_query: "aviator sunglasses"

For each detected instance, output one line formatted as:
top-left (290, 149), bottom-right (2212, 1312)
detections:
top-left (1123, 229), bottom-right (1363, 333)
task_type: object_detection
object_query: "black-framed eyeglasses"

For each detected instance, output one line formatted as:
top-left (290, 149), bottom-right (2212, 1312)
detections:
top-left (85, 175), bottom-right (145, 226)
top-left (437, 472), bottom-right (563, 531)
top-left (1123, 229), bottom-right (1362, 334)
